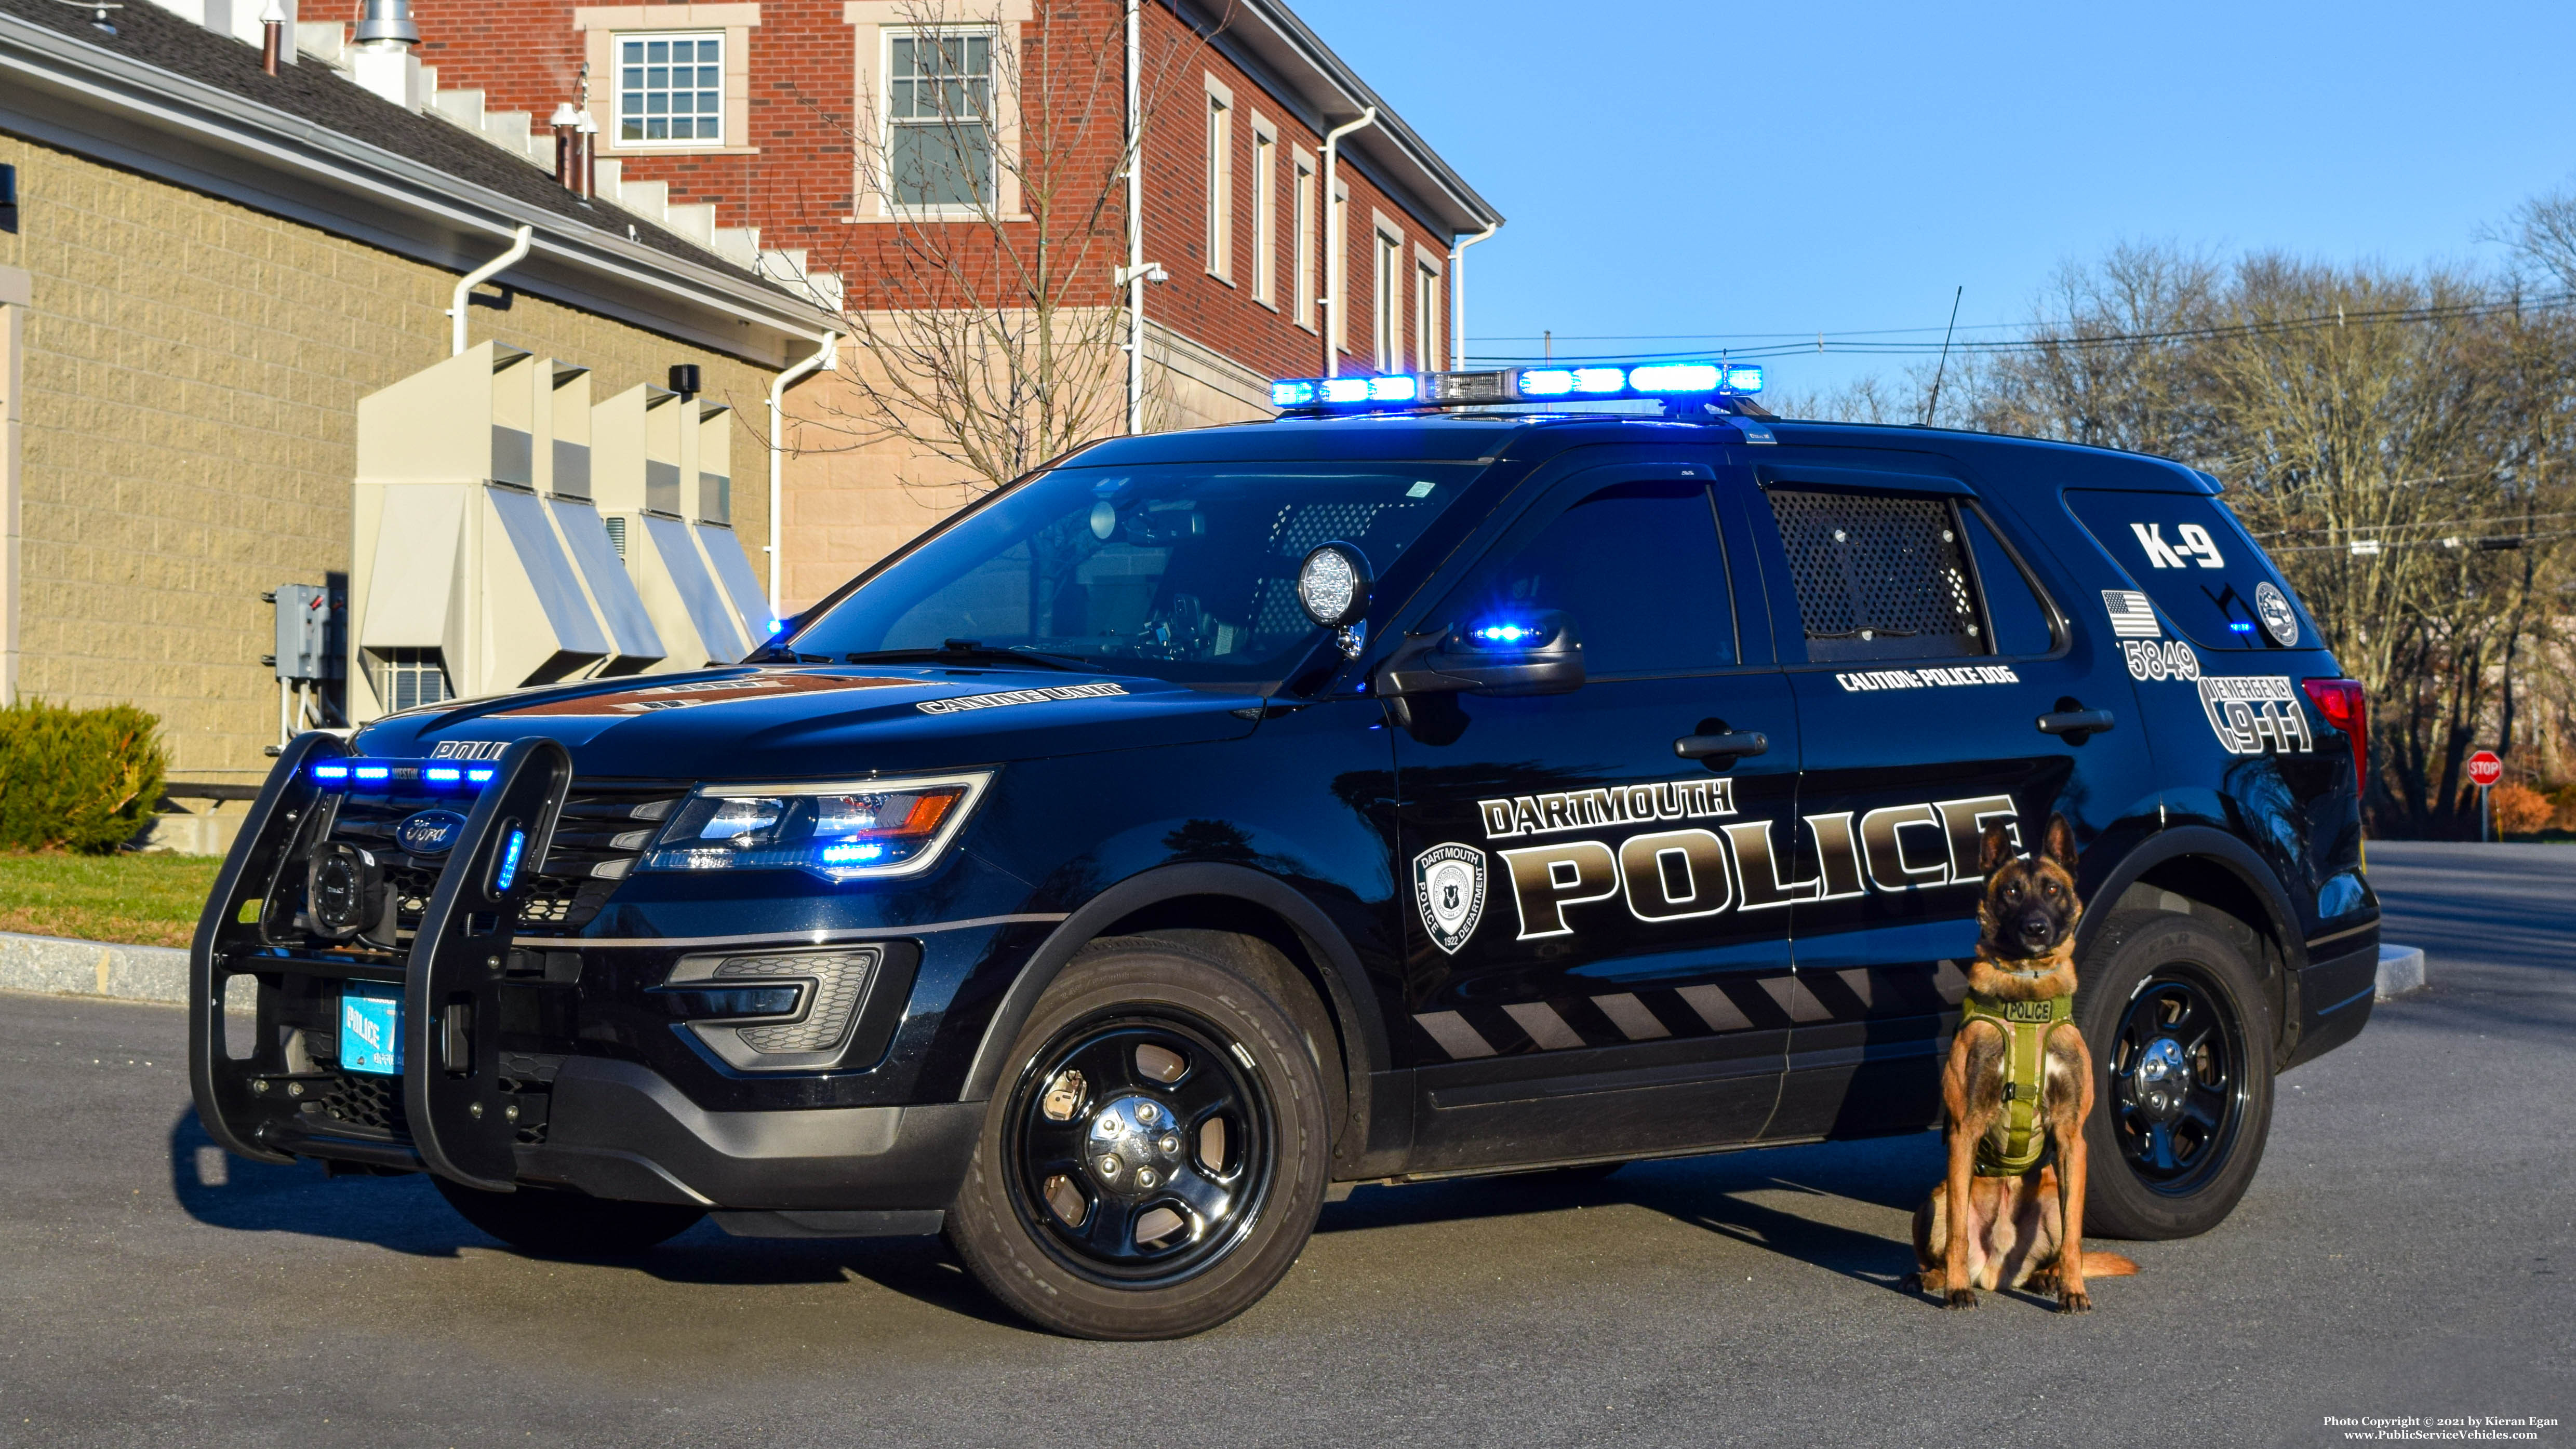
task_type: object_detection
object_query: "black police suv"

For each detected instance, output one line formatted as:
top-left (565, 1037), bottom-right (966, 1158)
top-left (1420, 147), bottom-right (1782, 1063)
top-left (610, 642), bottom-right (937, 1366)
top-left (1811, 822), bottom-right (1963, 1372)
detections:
top-left (191, 364), bottom-right (2378, 1339)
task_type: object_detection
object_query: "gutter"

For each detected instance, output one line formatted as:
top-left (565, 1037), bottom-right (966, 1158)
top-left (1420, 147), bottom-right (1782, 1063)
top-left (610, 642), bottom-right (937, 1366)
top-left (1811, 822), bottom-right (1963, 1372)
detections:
top-left (767, 331), bottom-right (838, 618)
top-left (0, 10), bottom-right (840, 361)
top-left (1182, 0), bottom-right (1501, 237)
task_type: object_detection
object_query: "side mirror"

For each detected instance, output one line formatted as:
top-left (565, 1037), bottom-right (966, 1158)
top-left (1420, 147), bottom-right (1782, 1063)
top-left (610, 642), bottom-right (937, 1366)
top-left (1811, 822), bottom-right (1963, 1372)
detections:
top-left (1378, 611), bottom-right (1585, 698)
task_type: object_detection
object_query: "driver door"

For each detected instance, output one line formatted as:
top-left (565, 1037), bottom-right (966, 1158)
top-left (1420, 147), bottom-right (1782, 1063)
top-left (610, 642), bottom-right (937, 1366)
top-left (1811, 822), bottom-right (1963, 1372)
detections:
top-left (1389, 455), bottom-right (1801, 1173)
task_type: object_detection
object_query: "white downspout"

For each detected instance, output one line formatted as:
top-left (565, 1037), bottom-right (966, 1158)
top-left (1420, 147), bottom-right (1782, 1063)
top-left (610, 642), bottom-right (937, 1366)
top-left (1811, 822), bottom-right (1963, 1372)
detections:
top-left (767, 331), bottom-right (839, 622)
top-left (1447, 221), bottom-right (1498, 370)
top-left (1318, 108), bottom-right (1375, 378)
top-left (1124, 0), bottom-right (1143, 433)
top-left (449, 225), bottom-right (532, 356)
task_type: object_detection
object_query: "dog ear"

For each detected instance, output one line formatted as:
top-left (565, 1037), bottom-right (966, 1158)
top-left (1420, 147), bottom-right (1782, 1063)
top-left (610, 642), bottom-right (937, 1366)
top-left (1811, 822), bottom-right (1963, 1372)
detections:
top-left (1979, 822), bottom-right (2017, 877)
top-left (2043, 814), bottom-right (2078, 868)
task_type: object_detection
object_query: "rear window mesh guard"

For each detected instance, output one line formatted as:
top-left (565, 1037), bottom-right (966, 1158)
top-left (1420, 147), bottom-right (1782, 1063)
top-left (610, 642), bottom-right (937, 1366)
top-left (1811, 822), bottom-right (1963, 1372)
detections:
top-left (1766, 489), bottom-right (1988, 662)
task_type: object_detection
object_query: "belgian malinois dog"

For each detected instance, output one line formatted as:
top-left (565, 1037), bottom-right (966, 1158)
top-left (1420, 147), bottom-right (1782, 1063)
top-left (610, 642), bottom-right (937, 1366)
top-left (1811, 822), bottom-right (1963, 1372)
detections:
top-left (1908, 815), bottom-right (2137, 1311)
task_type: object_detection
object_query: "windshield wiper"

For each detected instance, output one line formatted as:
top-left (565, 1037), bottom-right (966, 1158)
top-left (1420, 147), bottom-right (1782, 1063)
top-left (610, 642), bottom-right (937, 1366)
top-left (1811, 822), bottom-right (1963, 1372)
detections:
top-left (837, 640), bottom-right (1092, 672)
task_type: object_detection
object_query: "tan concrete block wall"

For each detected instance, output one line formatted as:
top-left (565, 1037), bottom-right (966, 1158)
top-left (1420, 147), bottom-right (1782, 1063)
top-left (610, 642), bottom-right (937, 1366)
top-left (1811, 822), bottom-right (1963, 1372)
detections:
top-left (0, 133), bottom-right (778, 782)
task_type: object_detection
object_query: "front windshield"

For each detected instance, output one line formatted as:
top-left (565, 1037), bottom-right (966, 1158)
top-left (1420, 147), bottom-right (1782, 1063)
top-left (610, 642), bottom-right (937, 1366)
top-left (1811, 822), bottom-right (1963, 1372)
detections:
top-left (785, 461), bottom-right (1486, 683)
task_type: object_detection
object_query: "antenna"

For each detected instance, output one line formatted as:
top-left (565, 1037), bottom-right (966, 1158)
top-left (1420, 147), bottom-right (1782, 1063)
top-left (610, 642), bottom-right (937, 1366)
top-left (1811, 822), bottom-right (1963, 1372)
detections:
top-left (1923, 285), bottom-right (1963, 425)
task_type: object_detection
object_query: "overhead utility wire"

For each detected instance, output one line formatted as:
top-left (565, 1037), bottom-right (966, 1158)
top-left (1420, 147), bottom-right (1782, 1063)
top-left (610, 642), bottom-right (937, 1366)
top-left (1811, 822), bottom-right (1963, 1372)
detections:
top-left (2247, 509), bottom-right (2576, 541)
top-left (1467, 292), bottom-right (2576, 367)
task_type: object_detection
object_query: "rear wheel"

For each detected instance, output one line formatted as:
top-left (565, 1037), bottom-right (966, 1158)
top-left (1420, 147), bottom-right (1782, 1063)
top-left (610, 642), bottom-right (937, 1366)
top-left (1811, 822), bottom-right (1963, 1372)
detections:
top-left (2075, 910), bottom-right (2276, 1239)
top-left (432, 1176), bottom-right (705, 1255)
top-left (946, 937), bottom-right (1330, 1339)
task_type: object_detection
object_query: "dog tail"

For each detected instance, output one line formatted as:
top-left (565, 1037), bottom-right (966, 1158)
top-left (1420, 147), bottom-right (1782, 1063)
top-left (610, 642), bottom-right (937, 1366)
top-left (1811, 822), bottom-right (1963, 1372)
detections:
top-left (2081, 1251), bottom-right (2140, 1278)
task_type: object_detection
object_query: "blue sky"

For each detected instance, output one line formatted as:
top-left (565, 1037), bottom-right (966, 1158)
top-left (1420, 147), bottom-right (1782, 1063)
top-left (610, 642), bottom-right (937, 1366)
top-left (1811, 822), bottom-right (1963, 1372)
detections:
top-left (1290, 0), bottom-right (2576, 398)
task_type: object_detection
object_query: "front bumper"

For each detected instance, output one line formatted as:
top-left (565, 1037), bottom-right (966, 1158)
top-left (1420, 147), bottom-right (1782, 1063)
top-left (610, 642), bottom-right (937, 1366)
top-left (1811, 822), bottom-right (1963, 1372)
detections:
top-left (515, 1057), bottom-right (981, 1210)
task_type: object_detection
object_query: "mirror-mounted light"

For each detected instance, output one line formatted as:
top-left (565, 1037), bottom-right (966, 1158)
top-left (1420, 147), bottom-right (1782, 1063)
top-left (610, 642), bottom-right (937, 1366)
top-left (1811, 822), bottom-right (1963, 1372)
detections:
top-left (1379, 610), bottom-right (1586, 700)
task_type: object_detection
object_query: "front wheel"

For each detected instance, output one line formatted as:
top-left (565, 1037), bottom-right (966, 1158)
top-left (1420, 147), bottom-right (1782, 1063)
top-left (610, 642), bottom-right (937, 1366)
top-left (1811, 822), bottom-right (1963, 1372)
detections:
top-left (946, 937), bottom-right (1330, 1339)
top-left (432, 1176), bottom-right (706, 1255)
top-left (2075, 910), bottom-right (2276, 1239)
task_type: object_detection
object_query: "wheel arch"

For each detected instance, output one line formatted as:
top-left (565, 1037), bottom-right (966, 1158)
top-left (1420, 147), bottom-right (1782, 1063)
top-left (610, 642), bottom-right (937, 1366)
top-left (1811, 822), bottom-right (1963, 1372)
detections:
top-left (960, 864), bottom-right (1389, 1154)
top-left (2079, 825), bottom-right (2304, 1059)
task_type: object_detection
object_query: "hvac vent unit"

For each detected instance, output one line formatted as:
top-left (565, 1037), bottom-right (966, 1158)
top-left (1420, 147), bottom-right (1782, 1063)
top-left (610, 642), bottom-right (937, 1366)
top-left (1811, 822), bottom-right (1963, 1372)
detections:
top-left (593, 384), bottom-right (768, 665)
top-left (346, 343), bottom-right (665, 722)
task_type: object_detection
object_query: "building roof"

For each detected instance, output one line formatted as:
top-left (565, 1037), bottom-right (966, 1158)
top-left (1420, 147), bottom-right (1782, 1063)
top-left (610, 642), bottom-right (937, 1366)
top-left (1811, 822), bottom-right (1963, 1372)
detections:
top-left (1184, 0), bottom-right (1502, 240)
top-left (0, 0), bottom-right (840, 364)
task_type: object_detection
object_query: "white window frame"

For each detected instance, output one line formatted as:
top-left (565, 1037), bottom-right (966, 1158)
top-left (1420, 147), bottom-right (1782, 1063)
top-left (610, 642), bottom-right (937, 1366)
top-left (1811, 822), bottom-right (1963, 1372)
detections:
top-left (1329, 178), bottom-right (1349, 354)
top-left (1415, 252), bottom-right (1444, 371)
top-left (613, 29), bottom-right (728, 150)
top-left (1372, 221), bottom-right (1404, 372)
top-left (1291, 146), bottom-right (1317, 333)
top-left (881, 22), bottom-right (1000, 216)
top-left (1203, 76), bottom-right (1233, 282)
top-left (1249, 115), bottom-right (1278, 309)
top-left (578, 6), bottom-right (760, 156)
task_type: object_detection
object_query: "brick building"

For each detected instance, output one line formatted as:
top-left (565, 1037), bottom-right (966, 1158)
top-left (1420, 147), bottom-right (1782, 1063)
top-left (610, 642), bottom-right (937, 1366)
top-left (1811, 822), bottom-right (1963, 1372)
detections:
top-left (0, 0), bottom-right (839, 821)
top-left (395, 0), bottom-right (1502, 609)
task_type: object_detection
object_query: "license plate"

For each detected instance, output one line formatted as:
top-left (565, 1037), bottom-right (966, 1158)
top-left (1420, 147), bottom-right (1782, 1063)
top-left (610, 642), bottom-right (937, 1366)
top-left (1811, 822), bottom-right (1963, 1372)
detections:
top-left (340, 984), bottom-right (404, 1075)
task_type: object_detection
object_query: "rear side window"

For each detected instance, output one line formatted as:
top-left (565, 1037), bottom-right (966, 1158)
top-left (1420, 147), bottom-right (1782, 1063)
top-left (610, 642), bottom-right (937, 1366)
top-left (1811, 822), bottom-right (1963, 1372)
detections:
top-left (1765, 489), bottom-right (1985, 662)
top-left (2064, 490), bottom-right (2309, 650)
top-left (1961, 509), bottom-right (2057, 656)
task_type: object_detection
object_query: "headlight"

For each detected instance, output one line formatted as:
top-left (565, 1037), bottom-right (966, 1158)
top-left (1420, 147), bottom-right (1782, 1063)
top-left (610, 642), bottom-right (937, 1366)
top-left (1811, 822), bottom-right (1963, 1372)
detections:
top-left (637, 771), bottom-right (990, 882)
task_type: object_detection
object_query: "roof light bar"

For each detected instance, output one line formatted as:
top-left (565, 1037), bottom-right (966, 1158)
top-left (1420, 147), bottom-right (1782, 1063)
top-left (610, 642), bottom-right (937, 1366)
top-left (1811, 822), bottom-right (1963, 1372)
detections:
top-left (1271, 361), bottom-right (1764, 415)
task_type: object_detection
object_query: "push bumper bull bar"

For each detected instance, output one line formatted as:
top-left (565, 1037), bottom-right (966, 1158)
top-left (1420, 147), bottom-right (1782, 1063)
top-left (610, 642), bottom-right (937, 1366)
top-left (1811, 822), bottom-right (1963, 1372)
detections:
top-left (190, 736), bottom-right (982, 1212)
top-left (190, 735), bottom-right (574, 1191)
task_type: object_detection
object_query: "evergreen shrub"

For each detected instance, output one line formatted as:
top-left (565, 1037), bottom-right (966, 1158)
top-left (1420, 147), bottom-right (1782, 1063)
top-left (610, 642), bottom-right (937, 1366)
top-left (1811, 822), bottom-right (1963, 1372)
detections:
top-left (0, 700), bottom-right (169, 853)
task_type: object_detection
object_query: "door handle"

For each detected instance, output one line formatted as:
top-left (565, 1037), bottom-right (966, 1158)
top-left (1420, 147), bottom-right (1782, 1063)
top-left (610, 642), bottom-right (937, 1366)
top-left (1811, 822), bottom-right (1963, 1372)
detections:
top-left (2036, 708), bottom-right (2116, 736)
top-left (1674, 731), bottom-right (1769, 760)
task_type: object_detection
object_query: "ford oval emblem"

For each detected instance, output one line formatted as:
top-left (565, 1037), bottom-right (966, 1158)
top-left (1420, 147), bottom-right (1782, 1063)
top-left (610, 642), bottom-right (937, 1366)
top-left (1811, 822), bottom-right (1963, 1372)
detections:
top-left (396, 810), bottom-right (469, 857)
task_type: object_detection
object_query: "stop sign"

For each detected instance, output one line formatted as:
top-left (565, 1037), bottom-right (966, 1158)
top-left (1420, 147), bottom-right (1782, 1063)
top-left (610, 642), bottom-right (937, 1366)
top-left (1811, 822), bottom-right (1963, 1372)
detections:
top-left (2467, 751), bottom-right (2504, 788)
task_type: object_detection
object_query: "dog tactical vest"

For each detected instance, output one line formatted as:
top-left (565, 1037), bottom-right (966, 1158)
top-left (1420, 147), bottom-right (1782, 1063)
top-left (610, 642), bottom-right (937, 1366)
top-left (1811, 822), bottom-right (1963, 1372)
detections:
top-left (1959, 990), bottom-right (2074, 1177)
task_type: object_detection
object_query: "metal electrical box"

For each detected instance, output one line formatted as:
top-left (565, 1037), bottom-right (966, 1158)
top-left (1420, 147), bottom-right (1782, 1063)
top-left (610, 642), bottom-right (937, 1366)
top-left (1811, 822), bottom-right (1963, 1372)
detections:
top-left (271, 582), bottom-right (346, 681)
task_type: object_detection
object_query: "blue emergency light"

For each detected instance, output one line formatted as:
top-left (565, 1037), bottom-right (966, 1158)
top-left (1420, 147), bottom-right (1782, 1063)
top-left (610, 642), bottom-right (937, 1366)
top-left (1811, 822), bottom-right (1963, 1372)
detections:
top-left (309, 758), bottom-right (502, 790)
top-left (1271, 361), bottom-right (1763, 415)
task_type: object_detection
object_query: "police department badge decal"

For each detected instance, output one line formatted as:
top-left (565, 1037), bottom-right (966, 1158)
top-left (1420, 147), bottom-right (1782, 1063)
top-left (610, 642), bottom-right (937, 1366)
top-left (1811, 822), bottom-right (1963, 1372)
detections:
top-left (2254, 582), bottom-right (2300, 646)
top-left (1413, 844), bottom-right (1488, 956)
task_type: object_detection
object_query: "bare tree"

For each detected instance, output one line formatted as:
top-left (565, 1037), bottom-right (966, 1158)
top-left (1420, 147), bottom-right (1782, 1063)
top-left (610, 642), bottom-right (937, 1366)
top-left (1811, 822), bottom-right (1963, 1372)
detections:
top-left (777, 0), bottom-right (1222, 500)
top-left (1955, 242), bottom-right (2576, 836)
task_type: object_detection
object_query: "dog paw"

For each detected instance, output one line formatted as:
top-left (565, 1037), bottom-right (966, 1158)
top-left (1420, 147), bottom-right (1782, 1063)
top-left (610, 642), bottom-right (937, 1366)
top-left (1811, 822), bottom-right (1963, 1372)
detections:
top-left (1944, 1289), bottom-right (1978, 1310)
top-left (2026, 1272), bottom-right (2060, 1296)
top-left (2058, 1290), bottom-right (2091, 1314)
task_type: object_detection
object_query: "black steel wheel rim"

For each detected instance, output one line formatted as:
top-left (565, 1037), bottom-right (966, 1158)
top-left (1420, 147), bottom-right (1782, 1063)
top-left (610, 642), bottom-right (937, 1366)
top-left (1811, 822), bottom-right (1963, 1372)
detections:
top-left (1003, 1009), bottom-right (1276, 1287)
top-left (2107, 965), bottom-right (2248, 1196)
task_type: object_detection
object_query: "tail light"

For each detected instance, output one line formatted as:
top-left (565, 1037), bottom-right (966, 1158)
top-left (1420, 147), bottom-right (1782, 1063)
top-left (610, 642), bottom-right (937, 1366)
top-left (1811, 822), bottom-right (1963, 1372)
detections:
top-left (2302, 678), bottom-right (2370, 807)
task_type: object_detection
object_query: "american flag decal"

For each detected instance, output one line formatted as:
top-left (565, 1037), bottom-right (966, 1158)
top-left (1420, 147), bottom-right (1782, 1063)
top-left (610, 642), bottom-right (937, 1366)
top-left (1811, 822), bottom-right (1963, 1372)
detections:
top-left (2101, 589), bottom-right (2161, 639)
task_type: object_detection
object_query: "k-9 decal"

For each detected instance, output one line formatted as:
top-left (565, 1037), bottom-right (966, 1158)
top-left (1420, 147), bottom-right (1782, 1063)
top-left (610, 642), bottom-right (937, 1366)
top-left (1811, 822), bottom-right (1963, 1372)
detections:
top-left (2198, 676), bottom-right (2314, 755)
top-left (1483, 794), bottom-right (2020, 942)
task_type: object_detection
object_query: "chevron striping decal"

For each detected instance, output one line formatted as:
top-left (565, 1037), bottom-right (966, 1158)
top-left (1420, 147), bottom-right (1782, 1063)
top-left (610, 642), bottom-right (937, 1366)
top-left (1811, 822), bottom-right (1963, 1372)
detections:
top-left (1589, 992), bottom-right (1672, 1041)
top-left (1412, 1011), bottom-right (1498, 1060)
top-left (1500, 1001), bottom-right (1585, 1051)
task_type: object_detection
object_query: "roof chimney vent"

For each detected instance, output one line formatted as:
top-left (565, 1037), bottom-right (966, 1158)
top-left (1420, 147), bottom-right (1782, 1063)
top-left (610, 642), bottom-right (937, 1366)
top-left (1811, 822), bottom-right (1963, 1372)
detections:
top-left (349, 0), bottom-right (423, 109)
top-left (352, 0), bottom-right (418, 45)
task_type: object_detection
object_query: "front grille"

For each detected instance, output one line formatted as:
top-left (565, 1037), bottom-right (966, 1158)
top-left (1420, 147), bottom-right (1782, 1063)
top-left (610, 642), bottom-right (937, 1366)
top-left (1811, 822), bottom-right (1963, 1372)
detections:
top-left (322, 777), bottom-right (685, 935)
top-left (321, 1070), bottom-right (409, 1137)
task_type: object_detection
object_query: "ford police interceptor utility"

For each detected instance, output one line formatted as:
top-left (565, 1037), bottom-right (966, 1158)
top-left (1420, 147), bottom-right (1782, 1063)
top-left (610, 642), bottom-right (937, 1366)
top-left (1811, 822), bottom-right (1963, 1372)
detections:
top-left (190, 360), bottom-right (2378, 1339)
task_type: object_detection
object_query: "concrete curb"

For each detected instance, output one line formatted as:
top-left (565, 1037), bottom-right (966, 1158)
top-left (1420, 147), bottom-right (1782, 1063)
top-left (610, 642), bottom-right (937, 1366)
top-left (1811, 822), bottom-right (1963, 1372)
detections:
top-left (0, 930), bottom-right (194, 1009)
top-left (2377, 943), bottom-right (2428, 1000)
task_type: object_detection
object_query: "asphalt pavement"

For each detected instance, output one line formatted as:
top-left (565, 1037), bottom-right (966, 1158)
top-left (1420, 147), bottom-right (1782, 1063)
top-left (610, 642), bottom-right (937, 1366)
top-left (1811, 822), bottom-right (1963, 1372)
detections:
top-left (2, 841), bottom-right (2569, 1448)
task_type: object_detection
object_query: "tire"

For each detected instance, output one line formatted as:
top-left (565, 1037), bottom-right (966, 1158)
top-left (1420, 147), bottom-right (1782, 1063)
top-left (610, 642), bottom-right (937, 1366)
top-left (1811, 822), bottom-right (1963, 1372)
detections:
top-left (946, 936), bottom-right (1331, 1339)
top-left (2074, 909), bottom-right (2276, 1239)
top-left (432, 1176), bottom-right (706, 1256)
